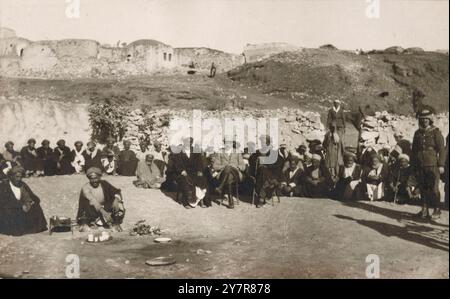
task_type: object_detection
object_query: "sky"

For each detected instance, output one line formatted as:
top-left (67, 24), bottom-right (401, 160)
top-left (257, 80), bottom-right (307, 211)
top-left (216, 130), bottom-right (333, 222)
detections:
top-left (0, 0), bottom-right (448, 54)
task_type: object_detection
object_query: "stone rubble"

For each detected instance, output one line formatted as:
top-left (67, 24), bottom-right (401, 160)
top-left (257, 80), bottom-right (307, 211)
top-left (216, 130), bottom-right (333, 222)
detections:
top-left (360, 111), bottom-right (449, 151)
top-left (121, 107), bottom-right (326, 150)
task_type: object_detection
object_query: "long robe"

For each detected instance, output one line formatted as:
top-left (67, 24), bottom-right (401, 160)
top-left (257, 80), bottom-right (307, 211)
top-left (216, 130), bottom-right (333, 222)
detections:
top-left (133, 160), bottom-right (165, 189)
top-left (361, 163), bottom-right (389, 201)
top-left (54, 146), bottom-right (75, 175)
top-left (171, 150), bottom-right (207, 205)
top-left (82, 148), bottom-right (103, 170)
top-left (0, 181), bottom-right (47, 236)
top-left (20, 146), bottom-right (41, 173)
top-left (117, 149), bottom-right (138, 176)
top-left (323, 131), bottom-right (344, 178)
top-left (334, 164), bottom-right (362, 200)
top-left (303, 165), bottom-right (332, 198)
top-left (36, 147), bottom-right (57, 176)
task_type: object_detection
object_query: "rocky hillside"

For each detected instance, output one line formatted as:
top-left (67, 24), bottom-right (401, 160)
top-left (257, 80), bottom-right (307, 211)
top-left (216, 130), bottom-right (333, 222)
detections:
top-left (227, 48), bottom-right (449, 115)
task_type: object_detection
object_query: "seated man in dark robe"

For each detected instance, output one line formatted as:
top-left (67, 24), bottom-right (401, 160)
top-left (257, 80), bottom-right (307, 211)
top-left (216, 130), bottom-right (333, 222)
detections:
top-left (76, 167), bottom-right (125, 232)
top-left (388, 154), bottom-right (419, 204)
top-left (117, 140), bottom-right (138, 176)
top-left (279, 156), bottom-right (304, 197)
top-left (37, 139), bottom-right (57, 176)
top-left (0, 166), bottom-right (47, 236)
top-left (210, 137), bottom-right (247, 209)
top-left (82, 141), bottom-right (103, 170)
top-left (20, 138), bottom-right (43, 177)
top-left (303, 154), bottom-right (332, 198)
top-left (333, 152), bottom-right (362, 201)
top-left (133, 154), bottom-right (165, 189)
top-left (360, 154), bottom-right (390, 201)
top-left (172, 138), bottom-right (207, 208)
top-left (54, 139), bottom-right (75, 175)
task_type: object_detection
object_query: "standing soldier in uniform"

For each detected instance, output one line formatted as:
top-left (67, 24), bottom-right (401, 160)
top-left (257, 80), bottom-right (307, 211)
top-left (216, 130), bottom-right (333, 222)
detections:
top-left (411, 108), bottom-right (446, 220)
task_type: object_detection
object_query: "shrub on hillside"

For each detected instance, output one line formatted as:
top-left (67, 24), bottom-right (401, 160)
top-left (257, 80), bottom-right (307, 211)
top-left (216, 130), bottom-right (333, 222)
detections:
top-left (89, 97), bottom-right (131, 143)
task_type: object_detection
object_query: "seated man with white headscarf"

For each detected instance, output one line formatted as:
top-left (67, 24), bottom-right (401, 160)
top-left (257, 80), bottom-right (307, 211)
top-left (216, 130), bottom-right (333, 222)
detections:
top-left (133, 154), bottom-right (165, 189)
top-left (333, 152), bottom-right (362, 201)
top-left (388, 154), bottom-right (419, 204)
top-left (361, 154), bottom-right (389, 201)
top-left (76, 167), bottom-right (125, 232)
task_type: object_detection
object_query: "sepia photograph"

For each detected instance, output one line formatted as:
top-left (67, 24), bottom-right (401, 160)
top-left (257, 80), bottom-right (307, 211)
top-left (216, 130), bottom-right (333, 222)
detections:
top-left (0, 0), bottom-right (448, 285)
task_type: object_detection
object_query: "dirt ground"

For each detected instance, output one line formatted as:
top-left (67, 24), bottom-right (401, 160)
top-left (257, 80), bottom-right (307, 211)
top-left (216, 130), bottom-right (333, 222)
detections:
top-left (0, 175), bottom-right (448, 279)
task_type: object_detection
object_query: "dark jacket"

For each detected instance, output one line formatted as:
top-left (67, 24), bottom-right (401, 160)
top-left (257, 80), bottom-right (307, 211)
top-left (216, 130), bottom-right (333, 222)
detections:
top-left (281, 167), bottom-right (303, 186)
top-left (37, 146), bottom-right (57, 176)
top-left (361, 163), bottom-right (389, 186)
top-left (326, 107), bottom-right (346, 129)
top-left (411, 126), bottom-right (446, 168)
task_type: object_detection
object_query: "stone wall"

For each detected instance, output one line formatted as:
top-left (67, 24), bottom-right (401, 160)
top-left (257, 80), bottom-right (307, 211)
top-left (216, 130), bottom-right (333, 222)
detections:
top-left (121, 107), bottom-right (325, 151)
top-left (360, 111), bottom-right (449, 150)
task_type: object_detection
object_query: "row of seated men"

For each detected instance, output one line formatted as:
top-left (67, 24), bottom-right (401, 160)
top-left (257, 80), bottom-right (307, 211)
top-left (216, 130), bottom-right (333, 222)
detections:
top-left (0, 137), bottom-right (167, 179)
top-left (0, 133), bottom-right (423, 210)
top-left (135, 134), bottom-right (422, 210)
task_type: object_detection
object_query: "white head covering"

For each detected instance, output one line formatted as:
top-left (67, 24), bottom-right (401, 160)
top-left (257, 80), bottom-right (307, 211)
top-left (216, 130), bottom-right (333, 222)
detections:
top-left (398, 154), bottom-right (410, 162)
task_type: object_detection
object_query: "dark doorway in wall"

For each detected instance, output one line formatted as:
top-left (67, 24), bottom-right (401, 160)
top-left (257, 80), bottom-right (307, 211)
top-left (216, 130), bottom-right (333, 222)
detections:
top-left (168, 53), bottom-right (172, 61)
top-left (127, 54), bottom-right (131, 62)
top-left (163, 53), bottom-right (167, 61)
top-left (19, 48), bottom-right (24, 57)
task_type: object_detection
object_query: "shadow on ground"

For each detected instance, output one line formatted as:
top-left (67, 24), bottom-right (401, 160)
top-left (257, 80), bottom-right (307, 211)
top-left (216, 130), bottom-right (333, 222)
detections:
top-left (334, 214), bottom-right (449, 252)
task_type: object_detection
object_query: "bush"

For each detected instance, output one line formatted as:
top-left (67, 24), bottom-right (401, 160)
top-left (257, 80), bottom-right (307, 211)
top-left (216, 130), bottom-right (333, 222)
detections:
top-left (89, 97), bottom-right (131, 143)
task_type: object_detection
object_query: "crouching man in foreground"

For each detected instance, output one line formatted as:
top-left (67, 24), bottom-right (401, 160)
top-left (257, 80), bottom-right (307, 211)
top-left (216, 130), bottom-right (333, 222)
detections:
top-left (76, 167), bottom-right (125, 232)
